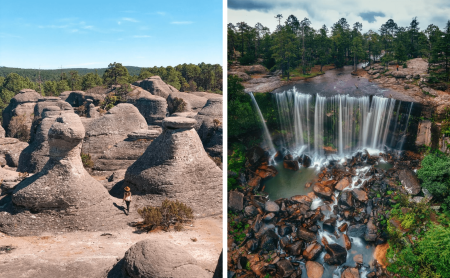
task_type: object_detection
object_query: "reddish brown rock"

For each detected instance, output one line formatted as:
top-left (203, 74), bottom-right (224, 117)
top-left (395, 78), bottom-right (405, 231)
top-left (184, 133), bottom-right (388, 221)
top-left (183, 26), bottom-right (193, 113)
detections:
top-left (335, 177), bottom-right (351, 191)
top-left (341, 267), bottom-right (360, 278)
top-left (306, 261), bottom-right (324, 278)
top-left (353, 254), bottom-right (363, 264)
top-left (255, 163), bottom-right (278, 179)
top-left (343, 234), bottom-right (352, 250)
top-left (313, 182), bottom-right (334, 200)
top-left (283, 160), bottom-right (299, 171)
top-left (290, 195), bottom-right (312, 207)
top-left (303, 242), bottom-right (323, 261)
top-left (351, 188), bottom-right (368, 202)
top-left (248, 176), bottom-right (262, 187)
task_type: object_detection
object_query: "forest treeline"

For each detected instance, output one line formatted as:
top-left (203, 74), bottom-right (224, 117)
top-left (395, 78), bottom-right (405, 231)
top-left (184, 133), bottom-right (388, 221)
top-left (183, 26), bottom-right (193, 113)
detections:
top-left (0, 62), bottom-right (223, 118)
top-left (228, 16), bottom-right (450, 84)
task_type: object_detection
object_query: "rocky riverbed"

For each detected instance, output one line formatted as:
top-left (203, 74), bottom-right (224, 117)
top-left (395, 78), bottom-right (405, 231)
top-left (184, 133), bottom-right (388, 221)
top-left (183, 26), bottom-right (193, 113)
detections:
top-left (228, 146), bottom-right (429, 278)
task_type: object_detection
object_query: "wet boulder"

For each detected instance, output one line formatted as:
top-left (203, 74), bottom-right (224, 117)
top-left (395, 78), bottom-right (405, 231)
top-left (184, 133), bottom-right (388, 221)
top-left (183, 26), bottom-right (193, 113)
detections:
top-left (291, 195), bottom-right (312, 207)
top-left (313, 180), bottom-right (336, 200)
top-left (324, 244), bottom-right (347, 265)
top-left (259, 229), bottom-right (278, 251)
top-left (335, 177), bottom-right (351, 191)
top-left (301, 154), bottom-right (312, 168)
top-left (347, 224), bottom-right (367, 237)
top-left (339, 191), bottom-right (353, 208)
top-left (303, 242), bottom-right (323, 261)
top-left (278, 225), bottom-right (293, 237)
top-left (351, 189), bottom-right (368, 202)
top-left (297, 227), bottom-right (316, 242)
top-left (364, 217), bottom-right (377, 242)
top-left (285, 240), bottom-right (303, 256)
top-left (265, 201), bottom-right (280, 213)
top-left (306, 261), bottom-right (324, 278)
top-left (246, 146), bottom-right (268, 169)
top-left (283, 160), bottom-right (299, 171)
top-left (398, 169), bottom-right (421, 195)
top-left (341, 267), bottom-right (360, 278)
top-left (343, 234), bottom-right (351, 250)
top-left (276, 259), bottom-right (295, 278)
top-left (323, 218), bottom-right (337, 233)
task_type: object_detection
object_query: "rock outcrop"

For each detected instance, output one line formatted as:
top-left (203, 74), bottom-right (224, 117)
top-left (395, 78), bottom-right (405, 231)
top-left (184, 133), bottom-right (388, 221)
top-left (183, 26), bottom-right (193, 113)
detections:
top-left (123, 239), bottom-right (209, 278)
top-left (17, 98), bottom-right (74, 173)
top-left (12, 113), bottom-right (111, 209)
top-left (133, 76), bottom-right (176, 99)
top-left (399, 169), bottom-right (421, 195)
top-left (415, 120), bottom-right (432, 147)
top-left (127, 85), bottom-right (168, 126)
top-left (0, 138), bottom-right (28, 167)
top-left (124, 117), bottom-right (222, 217)
top-left (82, 103), bottom-right (152, 171)
top-left (167, 91), bottom-right (208, 113)
top-left (0, 124), bottom-right (5, 138)
top-left (194, 98), bottom-right (223, 158)
top-left (59, 90), bottom-right (105, 107)
top-left (2, 89), bottom-right (43, 136)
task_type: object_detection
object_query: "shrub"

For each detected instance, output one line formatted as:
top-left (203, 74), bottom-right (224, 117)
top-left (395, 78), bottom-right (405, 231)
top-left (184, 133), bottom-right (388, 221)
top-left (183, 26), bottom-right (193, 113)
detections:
top-left (81, 153), bottom-right (94, 168)
top-left (136, 199), bottom-right (194, 232)
top-left (213, 118), bottom-right (222, 130)
top-left (9, 114), bottom-right (31, 142)
top-left (171, 97), bottom-right (187, 113)
top-left (417, 153), bottom-right (450, 210)
top-left (416, 224), bottom-right (450, 277)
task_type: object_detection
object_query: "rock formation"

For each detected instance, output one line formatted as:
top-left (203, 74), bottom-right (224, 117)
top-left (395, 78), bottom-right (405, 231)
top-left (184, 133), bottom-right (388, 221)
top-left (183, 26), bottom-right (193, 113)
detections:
top-left (59, 90), bottom-right (105, 107)
top-left (17, 98), bottom-right (74, 173)
top-left (167, 91), bottom-right (208, 113)
top-left (12, 113), bottom-right (112, 210)
top-left (127, 85), bottom-right (168, 126)
top-left (133, 76), bottom-right (176, 99)
top-left (0, 138), bottom-right (28, 167)
top-left (123, 239), bottom-right (210, 278)
top-left (82, 103), bottom-right (153, 171)
top-left (0, 124), bottom-right (5, 138)
top-left (124, 116), bottom-right (222, 217)
top-left (194, 97), bottom-right (223, 158)
top-left (2, 89), bottom-right (43, 136)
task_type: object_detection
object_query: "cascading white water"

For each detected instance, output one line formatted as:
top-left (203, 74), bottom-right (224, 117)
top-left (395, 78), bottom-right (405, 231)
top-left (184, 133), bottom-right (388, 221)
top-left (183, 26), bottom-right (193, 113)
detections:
top-left (249, 92), bottom-right (276, 154)
top-left (272, 89), bottom-right (414, 159)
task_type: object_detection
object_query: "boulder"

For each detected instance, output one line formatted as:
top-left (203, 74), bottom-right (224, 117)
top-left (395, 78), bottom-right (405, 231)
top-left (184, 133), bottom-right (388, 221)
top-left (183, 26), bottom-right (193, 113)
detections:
top-left (0, 138), bottom-right (28, 167)
top-left (342, 267), bottom-right (360, 278)
top-left (194, 98), bottom-right (223, 157)
top-left (297, 227), bottom-right (316, 242)
top-left (399, 169), bottom-right (421, 195)
top-left (306, 261), bottom-right (324, 278)
top-left (324, 244), bottom-right (347, 265)
top-left (228, 71), bottom-right (251, 81)
top-left (343, 234), bottom-right (351, 250)
top-left (82, 103), bottom-right (149, 171)
top-left (276, 259), bottom-right (294, 278)
top-left (2, 89), bottom-right (43, 137)
top-left (124, 116), bottom-right (222, 217)
top-left (0, 124), bottom-right (4, 138)
top-left (415, 120), bottom-right (432, 147)
top-left (228, 191), bottom-right (244, 212)
top-left (60, 90), bottom-right (105, 107)
top-left (339, 191), bottom-right (353, 208)
top-left (133, 76), bottom-right (177, 99)
top-left (313, 181), bottom-right (335, 200)
top-left (347, 224), bottom-right (367, 237)
top-left (127, 85), bottom-right (168, 126)
top-left (323, 218), bottom-right (336, 233)
top-left (303, 242), bottom-right (323, 261)
top-left (283, 160), bottom-right (299, 171)
top-left (167, 91), bottom-right (208, 114)
top-left (285, 240), bottom-right (303, 256)
top-left (351, 189), bottom-right (368, 202)
top-left (364, 217), bottom-right (378, 241)
top-left (335, 177), bottom-right (351, 191)
top-left (12, 113), bottom-right (112, 209)
top-left (265, 201), bottom-right (280, 213)
top-left (123, 239), bottom-right (209, 278)
top-left (290, 195), bottom-right (312, 207)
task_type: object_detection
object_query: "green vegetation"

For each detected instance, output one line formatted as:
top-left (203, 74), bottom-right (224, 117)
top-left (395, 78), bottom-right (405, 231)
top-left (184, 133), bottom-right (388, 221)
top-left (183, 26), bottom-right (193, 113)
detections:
top-left (80, 153), bottom-right (94, 168)
top-left (228, 211), bottom-right (249, 244)
top-left (417, 153), bottom-right (450, 210)
top-left (228, 17), bottom-right (450, 87)
top-left (136, 199), bottom-right (194, 232)
top-left (228, 143), bottom-right (246, 191)
top-left (386, 193), bottom-right (450, 278)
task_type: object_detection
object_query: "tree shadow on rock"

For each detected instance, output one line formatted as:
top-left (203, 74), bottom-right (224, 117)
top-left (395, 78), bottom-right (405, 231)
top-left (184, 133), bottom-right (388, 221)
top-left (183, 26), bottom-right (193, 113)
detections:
top-left (106, 258), bottom-right (128, 278)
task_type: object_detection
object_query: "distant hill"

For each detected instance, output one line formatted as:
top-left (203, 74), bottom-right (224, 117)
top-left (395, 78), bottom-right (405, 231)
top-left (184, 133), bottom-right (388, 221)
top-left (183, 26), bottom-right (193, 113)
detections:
top-left (0, 66), bottom-right (142, 81)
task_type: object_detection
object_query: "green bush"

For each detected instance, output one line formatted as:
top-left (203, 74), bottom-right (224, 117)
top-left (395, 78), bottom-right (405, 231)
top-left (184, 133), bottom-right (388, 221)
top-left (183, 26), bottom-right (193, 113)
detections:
top-left (416, 224), bottom-right (450, 276)
top-left (417, 153), bottom-right (450, 210)
top-left (136, 199), bottom-right (194, 231)
top-left (81, 153), bottom-right (94, 168)
top-left (239, 54), bottom-right (256, 65)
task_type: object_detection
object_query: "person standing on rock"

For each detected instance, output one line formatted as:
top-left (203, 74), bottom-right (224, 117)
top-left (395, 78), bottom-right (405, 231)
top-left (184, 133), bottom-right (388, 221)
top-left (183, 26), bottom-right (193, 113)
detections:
top-left (396, 64), bottom-right (399, 71)
top-left (123, 186), bottom-right (132, 215)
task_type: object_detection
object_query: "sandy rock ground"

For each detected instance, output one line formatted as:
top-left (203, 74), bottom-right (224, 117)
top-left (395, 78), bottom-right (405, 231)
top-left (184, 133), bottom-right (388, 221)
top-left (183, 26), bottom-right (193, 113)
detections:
top-left (0, 216), bottom-right (222, 278)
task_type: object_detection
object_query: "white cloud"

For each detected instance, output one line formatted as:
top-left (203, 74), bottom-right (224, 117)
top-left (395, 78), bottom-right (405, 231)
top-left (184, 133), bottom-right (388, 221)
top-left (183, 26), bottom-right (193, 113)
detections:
top-left (122, 17), bottom-right (138, 23)
top-left (171, 21), bottom-right (193, 25)
top-left (133, 35), bottom-right (151, 38)
top-left (157, 11), bottom-right (166, 16)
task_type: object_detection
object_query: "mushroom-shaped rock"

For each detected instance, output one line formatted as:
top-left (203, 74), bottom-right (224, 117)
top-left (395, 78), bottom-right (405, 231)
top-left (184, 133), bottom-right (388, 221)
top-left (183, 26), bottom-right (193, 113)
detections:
top-left (123, 239), bottom-right (209, 278)
top-left (162, 116), bottom-right (197, 129)
top-left (12, 113), bottom-right (111, 209)
top-left (124, 116), bottom-right (222, 217)
top-left (133, 76), bottom-right (177, 99)
top-left (82, 103), bottom-right (149, 171)
top-left (2, 89), bottom-right (43, 137)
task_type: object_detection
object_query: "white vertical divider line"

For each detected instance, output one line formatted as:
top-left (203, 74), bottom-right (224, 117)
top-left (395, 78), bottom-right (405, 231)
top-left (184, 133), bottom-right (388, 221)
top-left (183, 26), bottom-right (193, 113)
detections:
top-left (222, 0), bottom-right (228, 276)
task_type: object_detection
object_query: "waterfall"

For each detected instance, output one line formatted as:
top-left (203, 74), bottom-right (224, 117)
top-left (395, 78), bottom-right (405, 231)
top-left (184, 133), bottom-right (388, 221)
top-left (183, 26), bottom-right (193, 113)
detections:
top-left (268, 89), bottom-right (414, 158)
top-left (249, 92), bottom-right (276, 154)
top-left (399, 102), bottom-right (414, 150)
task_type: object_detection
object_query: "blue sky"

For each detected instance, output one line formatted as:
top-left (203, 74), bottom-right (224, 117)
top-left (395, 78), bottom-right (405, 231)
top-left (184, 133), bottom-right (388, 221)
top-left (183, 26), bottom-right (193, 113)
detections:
top-left (0, 0), bottom-right (222, 69)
